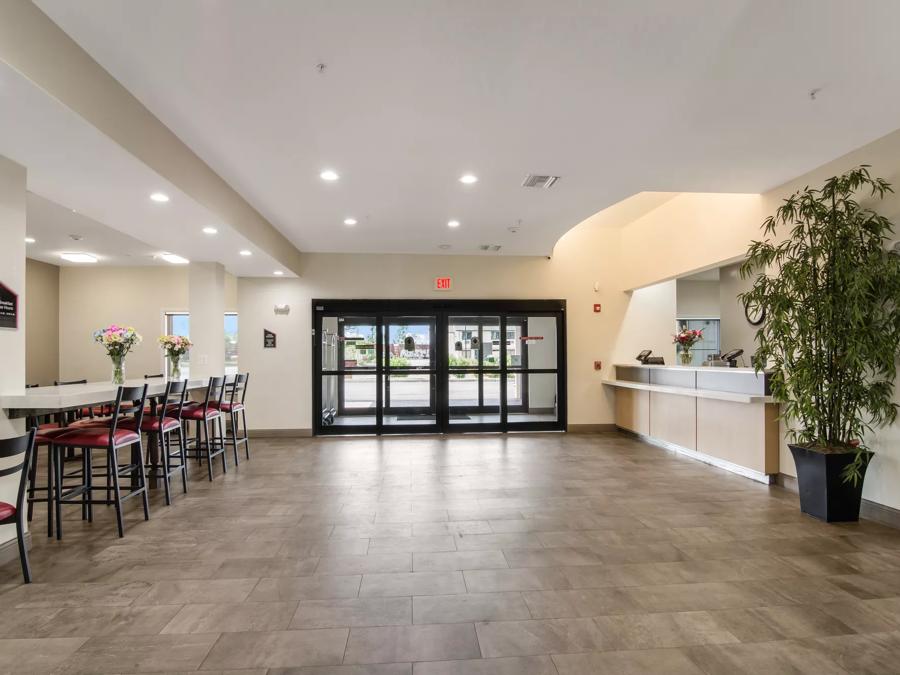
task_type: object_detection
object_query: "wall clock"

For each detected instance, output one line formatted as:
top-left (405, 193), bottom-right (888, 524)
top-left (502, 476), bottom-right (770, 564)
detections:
top-left (744, 300), bottom-right (765, 326)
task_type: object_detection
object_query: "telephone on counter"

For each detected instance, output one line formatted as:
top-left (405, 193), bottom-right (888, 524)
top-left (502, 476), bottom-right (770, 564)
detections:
top-left (636, 350), bottom-right (652, 364)
top-left (720, 349), bottom-right (744, 367)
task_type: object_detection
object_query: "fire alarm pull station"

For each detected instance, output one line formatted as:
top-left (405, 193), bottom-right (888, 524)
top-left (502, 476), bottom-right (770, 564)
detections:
top-left (593, 304), bottom-right (602, 313)
top-left (594, 360), bottom-right (602, 371)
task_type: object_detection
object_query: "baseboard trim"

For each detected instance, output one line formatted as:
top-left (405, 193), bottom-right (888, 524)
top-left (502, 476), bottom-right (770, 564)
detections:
top-left (621, 428), bottom-right (773, 485)
top-left (777, 472), bottom-right (900, 530)
top-left (248, 428), bottom-right (313, 438)
top-left (0, 531), bottom-right (31, 567)
top-left (568, 424), bottom-right (618, 433)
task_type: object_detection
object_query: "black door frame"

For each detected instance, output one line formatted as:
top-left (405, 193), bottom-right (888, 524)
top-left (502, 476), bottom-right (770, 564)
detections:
top-left (313, 299), bottom-right (566, 436)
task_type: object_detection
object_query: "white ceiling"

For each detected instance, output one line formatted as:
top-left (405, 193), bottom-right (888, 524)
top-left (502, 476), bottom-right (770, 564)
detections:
top-left (0, 62), bottom-right (294, 276)
top-left (27, 0), bottom-right (900, 257)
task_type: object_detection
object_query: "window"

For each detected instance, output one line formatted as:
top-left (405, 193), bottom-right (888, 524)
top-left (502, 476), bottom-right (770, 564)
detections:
top-left (164, 312), bottom-right (239, 377)
top-left (674, 318), bottom-right (720, 366)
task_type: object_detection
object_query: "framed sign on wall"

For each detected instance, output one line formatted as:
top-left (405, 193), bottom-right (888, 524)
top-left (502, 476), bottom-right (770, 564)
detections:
top-left (0, 282), bottom-right (18, 329)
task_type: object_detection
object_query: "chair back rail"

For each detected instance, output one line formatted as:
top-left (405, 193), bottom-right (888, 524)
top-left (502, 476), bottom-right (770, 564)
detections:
top-left (108, 384), bottom-right (148, 446)
top-left (0, 429), bottom-right (37, 520)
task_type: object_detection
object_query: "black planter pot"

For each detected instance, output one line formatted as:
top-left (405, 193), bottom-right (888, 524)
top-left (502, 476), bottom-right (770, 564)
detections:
top-left (789, 444), bottom-right (872, 522)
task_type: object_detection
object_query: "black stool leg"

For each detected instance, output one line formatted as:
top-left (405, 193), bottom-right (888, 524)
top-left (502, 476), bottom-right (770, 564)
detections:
top-left (27, 454), bottom-right (37, 521)
top-left (229, 411), bottom-right (239, 466)
top-left (46, 445), bottom-right (54, 538)
top-left (16, 516), bottom-right (31, 584)
top-left (241, 408), bottom-right (251, 459)
top-left (136, 441), bottom-right (150, 521)
top-left (203, 419), bottom-right (214, 481)
top-left (218, 416), bottom-right (227, 474)
top-left (85, 448), bottom-right (93, 523)
top-left (54, 446), bottom-right (63, 541)
top-left (109, 446), bottom-right (124, 538)
top-left (160, 428), bottom-right (171, 506)
top-left (177, 423), bottom-right (188, 494)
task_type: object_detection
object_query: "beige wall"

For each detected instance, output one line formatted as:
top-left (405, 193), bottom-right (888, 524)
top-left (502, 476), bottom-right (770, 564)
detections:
top-left (58, 266), bottom-right (189, 381)
top-left (676, 280), bottom-right (720, 319)
top-left (718, 261), bottom-right (757, 357)
top-left (25, 258), bottom-right (59, 386)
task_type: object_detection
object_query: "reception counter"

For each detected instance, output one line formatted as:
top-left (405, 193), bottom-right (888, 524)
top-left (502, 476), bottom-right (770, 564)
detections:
top-left (604, 364), bottom-right (778, 483)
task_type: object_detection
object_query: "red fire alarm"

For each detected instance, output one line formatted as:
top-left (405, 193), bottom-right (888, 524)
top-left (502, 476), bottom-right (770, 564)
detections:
top-left (593, 303), bottom-right (602, 313)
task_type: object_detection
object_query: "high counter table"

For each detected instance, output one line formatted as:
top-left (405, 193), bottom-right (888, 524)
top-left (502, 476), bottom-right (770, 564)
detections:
top-left (0, 378), bottom-right (209, 488)
top-left (604, 364), bottom-right (778, 483)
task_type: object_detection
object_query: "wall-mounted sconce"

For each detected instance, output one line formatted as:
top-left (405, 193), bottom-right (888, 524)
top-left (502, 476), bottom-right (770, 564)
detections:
top-left (274, 304), bottom-right (290, 315)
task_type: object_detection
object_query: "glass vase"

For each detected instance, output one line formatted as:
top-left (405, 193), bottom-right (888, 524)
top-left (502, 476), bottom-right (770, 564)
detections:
top-left (679, 348), bottom-right (693, 366)
top-left (111, 353), bottom-right (125, 385)
top-left (169, 354), bottom-right (181, 380)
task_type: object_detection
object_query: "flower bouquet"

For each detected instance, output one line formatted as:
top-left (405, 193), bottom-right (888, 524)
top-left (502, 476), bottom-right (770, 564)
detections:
top-left (159, 334), bottom-right (192, 379)
top-left (672, 326), bottom-right (703, 365)
top-left (93, 324), bottom-right (142, 384)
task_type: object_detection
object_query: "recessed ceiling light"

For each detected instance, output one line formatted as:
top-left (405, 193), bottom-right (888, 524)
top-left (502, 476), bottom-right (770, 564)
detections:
top-left (344, 218), bottom-right (357, 226)
top-left (320, 169), bottom-right (339, 181)
top-left (273, 270), bottom-right (284, 276)
top-left (24, 237), bottom-right (35, 244)
top-left (59, 252), bottom-right (98, 263)
top-left (239, 249), bottom-right (252, 256)
top-left (149, 192), bottom-right (170, 203)
top-left (159, 252), bottom-right (190, 264)
top-left (202, 226), bottom-right (218, 235)
top-left (459, 174), bottom-right (478, 184)
top-left (438, 244), bottom-right (452, 250)
top-left (447, 220), bottom-right (460, 228)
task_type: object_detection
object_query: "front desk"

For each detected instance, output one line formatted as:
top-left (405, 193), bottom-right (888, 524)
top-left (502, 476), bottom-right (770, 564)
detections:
top-left (605, 364), bottom-right (778, 483)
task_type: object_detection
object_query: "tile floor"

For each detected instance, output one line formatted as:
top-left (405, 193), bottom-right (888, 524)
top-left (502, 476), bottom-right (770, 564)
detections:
top-left (3, 431), bottom-right (900, 674)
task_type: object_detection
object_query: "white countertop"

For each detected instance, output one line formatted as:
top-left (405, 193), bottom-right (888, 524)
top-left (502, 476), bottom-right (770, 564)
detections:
top-left (0, 377), bottom-right (208, 412)
top-left (603, 378), bottom-right (773, 403)
top-left (614, 363), bottom-right (765, 374)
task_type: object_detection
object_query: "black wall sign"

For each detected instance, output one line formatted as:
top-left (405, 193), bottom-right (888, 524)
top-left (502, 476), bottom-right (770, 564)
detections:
top-left (0, 282), bottom-right (18, 329)
top-left (263, 329), bottom-right (276, 348)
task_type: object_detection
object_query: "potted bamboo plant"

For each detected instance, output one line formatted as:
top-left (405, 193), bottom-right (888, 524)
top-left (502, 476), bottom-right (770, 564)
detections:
top-left (740, 166), bottom-right (900, 522)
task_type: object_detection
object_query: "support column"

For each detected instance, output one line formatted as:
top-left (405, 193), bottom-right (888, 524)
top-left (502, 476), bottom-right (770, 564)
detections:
top-left (188, 262), bottom-right (225, 379)
top-left (0, 155), bottom-right (27, 553)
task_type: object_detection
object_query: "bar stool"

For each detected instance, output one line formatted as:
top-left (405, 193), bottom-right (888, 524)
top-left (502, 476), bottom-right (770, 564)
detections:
top-left (0, 429), bottom-right (37, 582)
top-left (181, 376), bottom-right (227, 481)
top-left (52, 385), bottom-right (149, 538)
top-left (120, 379), bottom-right (189, 505)
top-left (212, 373), bottom-right (250, 465)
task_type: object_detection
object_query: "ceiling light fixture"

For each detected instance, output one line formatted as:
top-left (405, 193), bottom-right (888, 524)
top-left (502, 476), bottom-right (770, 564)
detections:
top-left (459, 174), bottom-right (478, 184)
top-left (447, 220), bottom-right (460, 228)
top-left (202, 226), bottom-right (218, 235)
top-left (239, 249), bottom-right (252, 256)
top-left (159, 252), bottom-right (190, 264)
top-left (344, 218), bottom-right (357, 226)
top-left (320, 169), bottom-right (339, 181)
top-left (24, 237), bottom-right (35, 244)
top-left (150, 192), bottom-right (170, 203)
top-left (59, 252), bottom-right (98, 263)
top-left (273, 270), bottom-right (284, 276)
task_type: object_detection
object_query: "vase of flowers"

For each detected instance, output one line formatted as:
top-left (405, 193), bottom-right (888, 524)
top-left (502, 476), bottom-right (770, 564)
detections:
top-left (673, 326), bottom-right (703, 366)
top-left (159, 334), bottom-right (192, 379)
top-left (93, 324), bottom-right (142, 384)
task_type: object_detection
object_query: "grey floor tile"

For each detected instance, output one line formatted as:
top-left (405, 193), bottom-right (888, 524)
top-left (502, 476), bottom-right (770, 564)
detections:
top-left (552, 648), bottom-right (706, 675)
top-left (413, 593), bottom-right (531, 623)
top-left (344, 624), bottom-right (480, 664)
top-left (162, 601), bottom-right (299, 633)
top-left (413, 655), bottom-right (557, 674)
top-left (200, 629), bottom-right (349, 669)
top-left (360, 572), bottom-right (466, 597)
top-left (413, 550), bottom-right (508, 572)
top-left (291, 597), bottom-right (412, 628)
top-left (248, 575), bottom-right (362, 601)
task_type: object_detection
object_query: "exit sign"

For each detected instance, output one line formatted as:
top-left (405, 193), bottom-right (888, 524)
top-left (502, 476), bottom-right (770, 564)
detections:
top-left (434, 276), bottom-right (452, 291)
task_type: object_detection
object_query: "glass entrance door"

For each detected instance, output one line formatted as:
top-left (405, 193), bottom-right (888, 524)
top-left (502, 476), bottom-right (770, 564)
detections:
top-left (314, 300), bottom-right (566, 435)
top-left (446, 316), bottom-right (502, 430)
top-left (383, 317), bottom-right (438, 428)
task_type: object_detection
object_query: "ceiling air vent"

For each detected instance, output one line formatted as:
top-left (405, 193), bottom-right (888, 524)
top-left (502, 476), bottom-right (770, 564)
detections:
top-left (522, 174), bottom-right (560, 189)
top-left (479, 245), bottom-right (502, 252)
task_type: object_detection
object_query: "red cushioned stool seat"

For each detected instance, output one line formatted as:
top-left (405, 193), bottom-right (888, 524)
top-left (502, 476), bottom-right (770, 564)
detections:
top-left (35, 427), bottom-right (76, 444)
top-left (0, 502), bottom-right (15, 521)
top-left (210, 401), bottom-right (244, 412)
top-left (120, 416), bottom-right (180, 433)
top-left (180, 406), bottom-right (220, 421)
top-left (53, 428), bottom-right (140, 448)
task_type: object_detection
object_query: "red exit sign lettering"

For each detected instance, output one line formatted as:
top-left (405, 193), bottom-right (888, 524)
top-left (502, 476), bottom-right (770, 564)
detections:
top-left (434, 277), bottom-right (452, 291)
